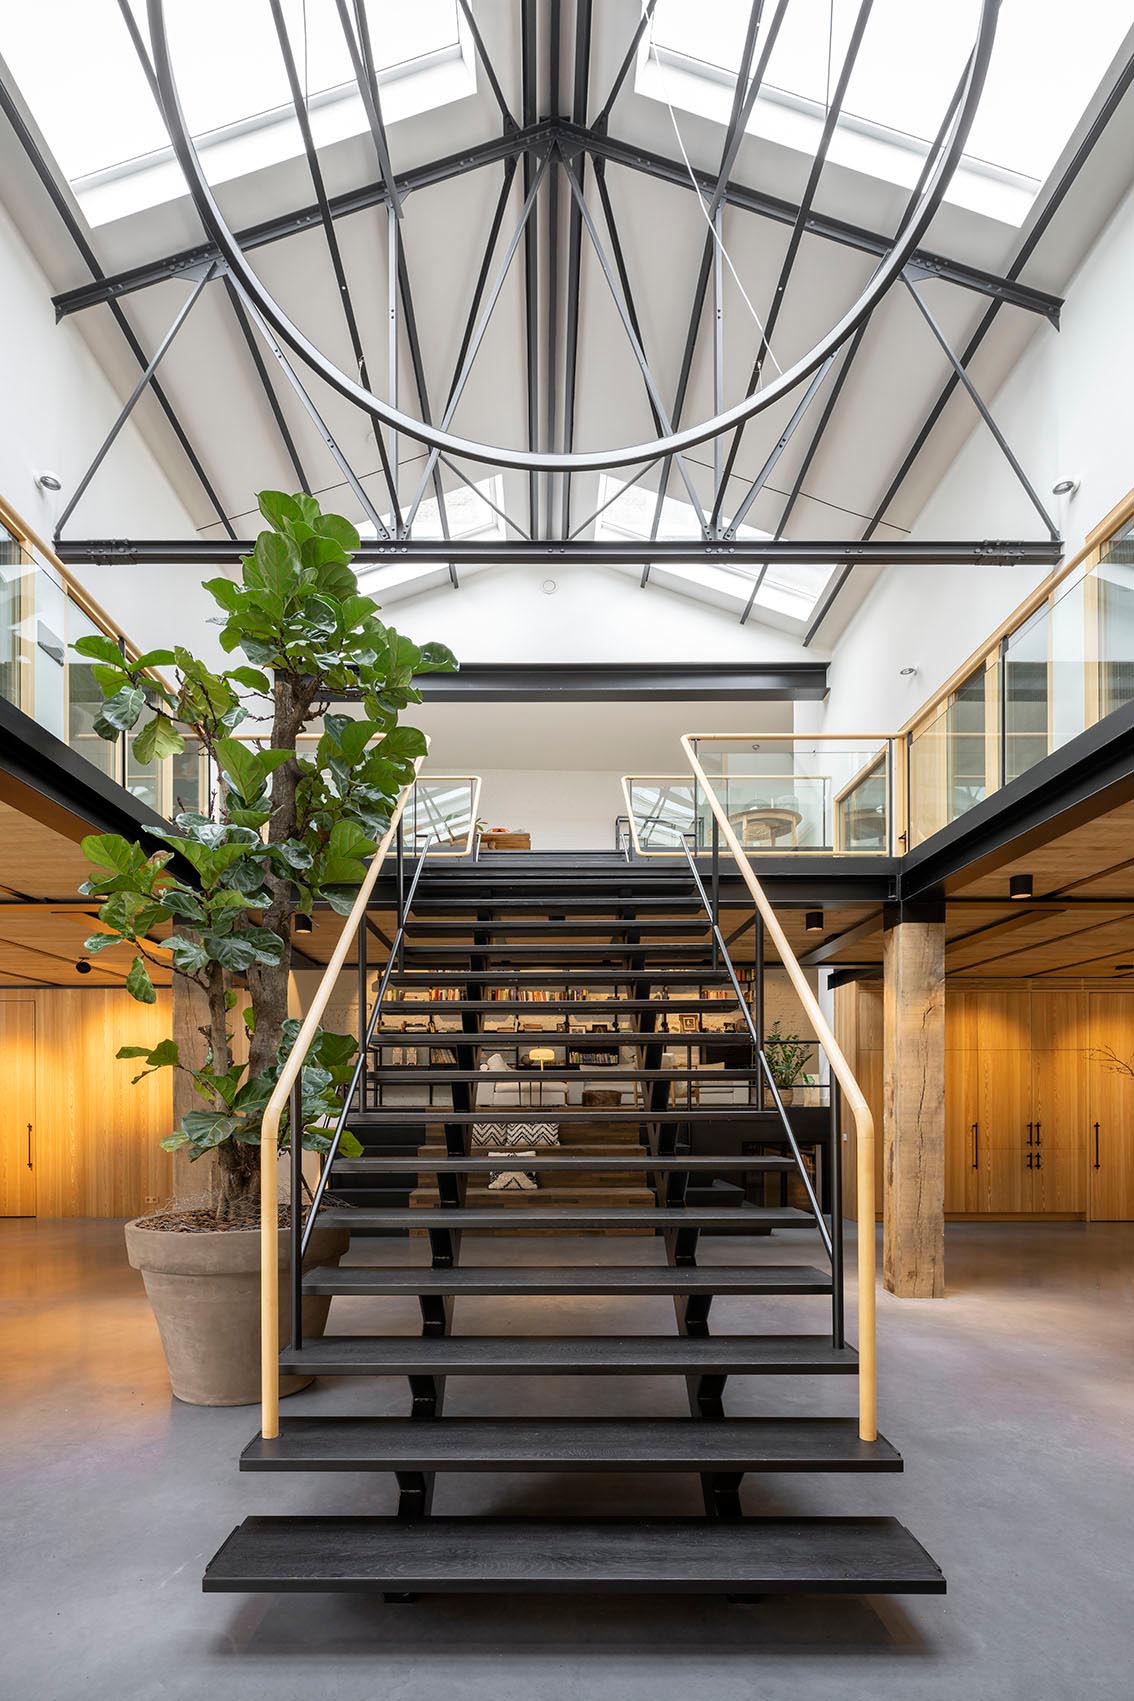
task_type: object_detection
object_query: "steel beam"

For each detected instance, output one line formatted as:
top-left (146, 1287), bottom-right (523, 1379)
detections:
top-left (59, 537), bottom-right (1065, 569)
top-left (269, 0), bottom-right (400, 522)
top-left (558, 0), bottom-right (594, 536)
top-left (726, 356), bottom-right (835, 537)
top-left (571, 124), bottom-right (1063, 324)
top-left (52, 127), bottom-right (542, 320)
top-left (0, 64), bottom-right (234, 538)
top-left (544, 0), bottom-right (562, 537)
top-left (224, 278), bottom-right (312, 494)
top-left (521, 0), bottom-right (541, 534)
top-left (591, 0), bottom-right (658, 131)
top-left (803, 43), bottom-right (1134, 645)
top-left (713, 0), bottom-right (875, 528)
top-left (56, 265), bottom-right (215, 537)
top-left (457, 0), bottom-right (519, 130)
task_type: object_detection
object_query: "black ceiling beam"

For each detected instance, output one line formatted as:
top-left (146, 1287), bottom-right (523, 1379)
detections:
top-left (569, 124), bottom-right (1063, 324)
top-left (543, 0), bottom-right (563, 538)
top-left (223, 277), bottom-right (312, 495)
top-left (520, 0), bottom-right (541, 537)
top-left (557, 0), bottom-right (593, 538)
top-left (58, 536), bottom-right (1065, 569)
top-left (711, 0), bottom-right (875, 528)
top-left (803, 44), bottom-right (1134, 646)
top-left (402, 661), bottom-right (830, 701)
top-left (0, 66), bottom-right (235, 539)
top-left (51, 126), bottom-right (543, 320)
top-left (457, 0), bottom-right (519, 131)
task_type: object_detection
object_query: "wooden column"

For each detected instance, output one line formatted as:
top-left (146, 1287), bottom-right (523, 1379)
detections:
top-left (882, 911), bottom-right (945, 1297)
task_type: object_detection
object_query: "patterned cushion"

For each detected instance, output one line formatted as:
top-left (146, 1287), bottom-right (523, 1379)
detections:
top-left (472, 1122), bottom-right (559, 1150)
top-left (486, 1150), bottom-right (540, 1191)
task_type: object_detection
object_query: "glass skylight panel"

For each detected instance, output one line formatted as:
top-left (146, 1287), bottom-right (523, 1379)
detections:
top-left (0, 0), bottom-right (465, 225)
top-left (355, 473), bottom-right (505, 594)
top-left (593, 475), bottom-right (832, 623)
top-left (642, 0), bottom-right (1132, 224)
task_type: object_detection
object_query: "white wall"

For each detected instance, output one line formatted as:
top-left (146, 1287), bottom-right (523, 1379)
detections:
top-left (811, 181), bottom-right (1134, 737)
top-left (0, 199), bottom-right (224, 659)
top-left (474, 768), bottom-right (627, 850)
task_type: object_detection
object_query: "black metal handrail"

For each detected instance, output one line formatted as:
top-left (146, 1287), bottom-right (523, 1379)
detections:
top-left (290, 834), bottom-right (433, 1343)
top-left (679, 834), bottom-right (834, 1262)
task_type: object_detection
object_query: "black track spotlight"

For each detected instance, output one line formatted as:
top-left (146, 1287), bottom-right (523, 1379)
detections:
top-left (1009, 873), bottom-right (1034, 901)
top-left (805, 910), bottom-right (824, 934)
top-left (75, 960), bottom-right (92, 974)
top-left (293, 914), bottom-right (313, 934)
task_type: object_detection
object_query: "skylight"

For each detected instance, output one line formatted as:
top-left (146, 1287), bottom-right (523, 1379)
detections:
top-left (594, 475), bottom-right (832, 624)
top-left (640, 0), bottom-right (1132, 226)
top-left (356, 473), bottom-right (506, 595)
top-left (0, 0), bottom-right (469, 226)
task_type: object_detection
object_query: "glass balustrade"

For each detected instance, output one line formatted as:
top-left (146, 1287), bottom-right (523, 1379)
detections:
top-left (686, 737), bottom-right (895, 855)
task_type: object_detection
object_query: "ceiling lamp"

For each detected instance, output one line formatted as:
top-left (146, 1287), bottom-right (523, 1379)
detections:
top-left (294, 914), bottom-right (313, 934)
top-left (805, 911), bottom-right (824, 934)
top-left (1009, 874), bottom-right (1034, 900)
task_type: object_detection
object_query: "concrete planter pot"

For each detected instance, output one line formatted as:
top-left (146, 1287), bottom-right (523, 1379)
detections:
top-left (124, 1218), bottom-right (350, 1407)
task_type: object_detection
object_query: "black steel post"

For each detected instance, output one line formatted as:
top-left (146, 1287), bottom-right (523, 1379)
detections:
top-left (830, 1076), bottom-right (844, 1347)
top-left (396, 817), bottom-right (405, 971)
top-left (711, 813), bottom-right (720, 969)
top-left (754, 911), bottom-right (765, 1110)
top-left (290, 1076), bottom-right (303, 1350)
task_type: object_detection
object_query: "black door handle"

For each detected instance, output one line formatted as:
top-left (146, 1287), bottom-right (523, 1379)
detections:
top-left (1094, 1122), bottom-right (1101, 1169)
top-left (1034, 1121), bottom-right (1041, 1148)
top-left (1026, 1152), bottom-right (1033, 1169)
top-left (971, 1122), bottom-right (979, 1169)
top-left (1026, 1121), bottom-right (1034, 1146)
top-left (1035, 1151), bottom-right (1042, 1171)
top-left (26, 1122), bottom-right (32, 1169)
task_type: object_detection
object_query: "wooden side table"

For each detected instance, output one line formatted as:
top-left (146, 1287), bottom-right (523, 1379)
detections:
top-left (730, 807), bottom-right (803, 848)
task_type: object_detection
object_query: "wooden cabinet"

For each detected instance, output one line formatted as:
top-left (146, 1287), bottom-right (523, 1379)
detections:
top-left (0, 1000), bottom-right (36, 1217)
top-left (1086, 994), bottom-right (1134, 1220)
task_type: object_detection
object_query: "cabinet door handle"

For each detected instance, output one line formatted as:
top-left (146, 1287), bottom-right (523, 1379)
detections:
top-left (971, 1122), bottom-right (979, 1169)
top-left (1035, 1151), bottom-right (1042, 1171)
top-left (1094, 1122), bottom-right (1101, 1169)
top-left (1026, 1151), bottom-right (1033, 1169)
top-left (1026, 1121), bottom-right (1034, 1146)
top-left (1034, 1121), bottom-right (1041, 1148)
top-left (26, 1122), bottom-right (33, 1170)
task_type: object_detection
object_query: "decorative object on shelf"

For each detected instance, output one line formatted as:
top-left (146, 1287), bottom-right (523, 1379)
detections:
top-left (472, 1123), bottom-right (560, 1150)
top-left (486, 1150), bottom-right (539, 1191)
top-left (764, 1020), bottom-right (812, 1107)
top-left (582, 1089), bottom-right (621, 1109)
top-left (75, 487), bottom-right (457, 1404)
top-left (481, 828), bottom-right (531, 850)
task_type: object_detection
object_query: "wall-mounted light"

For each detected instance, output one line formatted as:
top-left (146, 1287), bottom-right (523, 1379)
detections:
top-left (293, 914), bottom-right (313, 934)
top-left (899, 666), bottom-right (918, 677)
top-left (1009, 873), bottom-right (1034, 901)
top-left (75, 959), bottom-right (92, 974)
top-left (805, 910), bottom-right (824, 933)
top-left (1051, 477), bottom-right (1079, 497)
top-left (36, 471), bottom-right (63, 493)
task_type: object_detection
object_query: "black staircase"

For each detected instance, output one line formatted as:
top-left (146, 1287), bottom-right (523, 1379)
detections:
top-left (204, 852), bottom-right (944, 1600)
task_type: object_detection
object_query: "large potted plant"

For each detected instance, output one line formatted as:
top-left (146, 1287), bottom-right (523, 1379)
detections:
top-left (76, 491), bottom-right (455, 1404)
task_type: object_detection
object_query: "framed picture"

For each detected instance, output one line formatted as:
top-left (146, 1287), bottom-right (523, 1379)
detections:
top-left (679, 1013), bottom-right (699, 1034)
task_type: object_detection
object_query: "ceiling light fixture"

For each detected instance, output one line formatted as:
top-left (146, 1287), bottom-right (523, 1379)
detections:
top-left (541, 579), bottom-right (557, 595)
top-left (75, 959), bottom-right (92, 974)
top-left (294, 914), bottom-right (313, 934)
top-left (899, 666), bottom-right (918, 676)
top-left (1009, 873), bottom-right (1034, 900)
top-left (805, 910), bottom-right (824, 933)
top-left (36, 471), bottom-right (62, 492)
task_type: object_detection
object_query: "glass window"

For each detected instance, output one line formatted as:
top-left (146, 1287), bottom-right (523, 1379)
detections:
top-left (1096, 522), bottom-right (1134, 719)
top-left (66, 603), bottom-right (119, 782)
top-left (1003, 609), bottom-right (1050, 784)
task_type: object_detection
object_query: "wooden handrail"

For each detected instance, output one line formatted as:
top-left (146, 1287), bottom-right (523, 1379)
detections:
top-left (681, 734), bottom-right (877, 1442)
top-left (259, 753), bottom-right (426, 1438)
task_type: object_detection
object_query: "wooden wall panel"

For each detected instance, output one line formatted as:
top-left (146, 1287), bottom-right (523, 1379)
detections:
top-left (0, 990), bottom-right (172, 1218)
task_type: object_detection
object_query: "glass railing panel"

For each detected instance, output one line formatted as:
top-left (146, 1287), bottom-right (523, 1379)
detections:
top-left (0, 531), bottom-right (33, 716)
top-left (689, 737), bottom-right (892, 853)
top-left (64, 591), bottom-right (121, 783)
top-left (404, 775), bottom-right (480, 855)
top-left (1095, 534), bottom-right (1134, 719)
top-left (622, 777), bottom-right (698, 854)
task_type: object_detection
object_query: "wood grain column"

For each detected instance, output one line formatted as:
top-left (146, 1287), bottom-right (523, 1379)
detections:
top-left (882, 909), bottom-right (945, 1297)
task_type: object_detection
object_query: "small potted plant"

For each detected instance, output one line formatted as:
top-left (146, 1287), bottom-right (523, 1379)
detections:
top-left (76, 491), bottom-right (455, 1404)
top-left (764, 1019), bottom-right (811, 1106)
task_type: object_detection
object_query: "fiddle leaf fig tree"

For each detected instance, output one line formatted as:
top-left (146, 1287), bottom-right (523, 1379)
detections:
top-left (76, 491), bottom-right (456, 1222)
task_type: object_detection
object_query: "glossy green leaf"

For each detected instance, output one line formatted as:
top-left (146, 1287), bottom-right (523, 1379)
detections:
top-left (125, 956), bottom-right (156, 1003)
top-left (73, 633), bottom-right (127, 666)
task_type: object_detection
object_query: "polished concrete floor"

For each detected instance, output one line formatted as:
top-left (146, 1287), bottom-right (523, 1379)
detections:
top-left (1, 1217), bottom-right (1131, 1701)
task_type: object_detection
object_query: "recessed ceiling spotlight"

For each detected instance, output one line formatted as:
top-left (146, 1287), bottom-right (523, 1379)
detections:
top-left (75, 959), bottom-right (92, 974)
top-left (36, 471), bottom-right (63, 492)
top-left (805, 910), bottom-right (824, 933)
top-left (294, 914), bottom-right (313, 934)
top-left (1051, 477), bottom-right (1079, 497)
top-left (1009, 873), bottom-right (1034, 900)
top-left (541, 578), bottom-right (557, 595)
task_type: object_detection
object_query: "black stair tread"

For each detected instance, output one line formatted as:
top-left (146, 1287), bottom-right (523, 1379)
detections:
top-left (346, 1108), bottom-right (784, 1123)
top-left (239, 1418), bottom-right (900, 1474)
top-left (334, 1155), bottom-right (796, 1173)
top-left (369, 1031), bottom-right (758, 1047)
top-left (355, 1067), bottom-right (762, 1081)
top-left (405, 920), bottom-right (709, 935)
top-left (408, 898), bottom-right (704, 913)
top-left (303, 1264), bottom-right (833, 1296)
top-left (320, 1206), bottom-right (811, 1230)
top-left (278, 1334), bottom-right (859, 1375)
top-left (400, 943), bottom-right (715, 959)
top-left (384, 971), bottom-right (734, 985)
top-left (376, 999), bottom-right (731, 1015)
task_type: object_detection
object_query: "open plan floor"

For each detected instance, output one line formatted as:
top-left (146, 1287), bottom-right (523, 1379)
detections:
top-left (3, 1217), bottom-right (1130, 1701)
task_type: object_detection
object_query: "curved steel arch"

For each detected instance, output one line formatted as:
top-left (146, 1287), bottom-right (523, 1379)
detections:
top-left (147, 0), bottom-right (999, 475)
